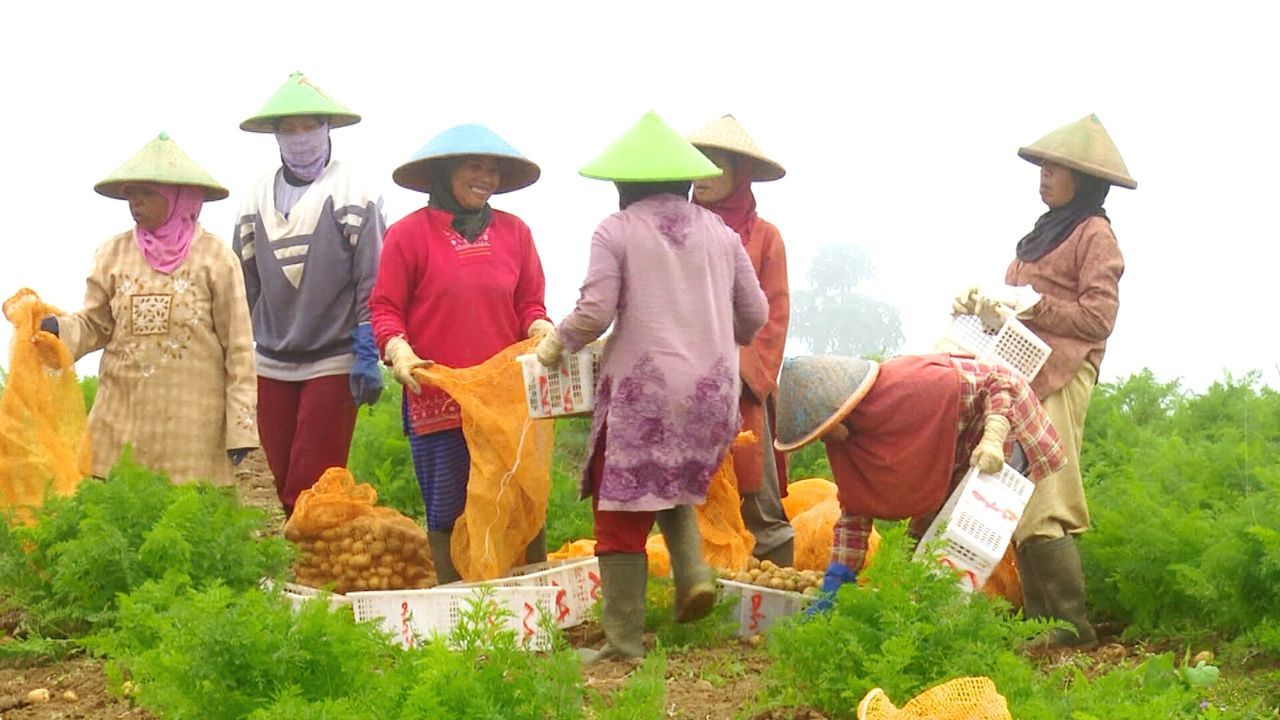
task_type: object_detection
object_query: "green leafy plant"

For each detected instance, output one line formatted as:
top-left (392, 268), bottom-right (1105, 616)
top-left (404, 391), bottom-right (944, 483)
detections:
top-left (0, 451), bottom-right (290, 641)
top-left (642, 576), bottom-right (738, 650)
top-left (589, 649), bottom-right (668, 719)
top-left (345, 375), bottom-right (423, 520)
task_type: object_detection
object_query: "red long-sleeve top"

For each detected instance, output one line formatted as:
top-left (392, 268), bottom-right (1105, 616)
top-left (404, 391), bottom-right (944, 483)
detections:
top-left (370, 207), bottom-right (547, 434)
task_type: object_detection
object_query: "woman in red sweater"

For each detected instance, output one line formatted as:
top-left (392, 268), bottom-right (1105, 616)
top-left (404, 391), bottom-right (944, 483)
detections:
top-left (370, 125), bottom-right (552, 583)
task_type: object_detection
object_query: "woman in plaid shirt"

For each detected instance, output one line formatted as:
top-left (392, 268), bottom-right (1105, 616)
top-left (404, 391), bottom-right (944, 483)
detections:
top-left (774, 354), bottom-right (1066, 603)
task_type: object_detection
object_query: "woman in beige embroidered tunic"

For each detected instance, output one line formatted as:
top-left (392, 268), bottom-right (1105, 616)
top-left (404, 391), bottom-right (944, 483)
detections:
top-left (51, 133), bottom-right (258, 484)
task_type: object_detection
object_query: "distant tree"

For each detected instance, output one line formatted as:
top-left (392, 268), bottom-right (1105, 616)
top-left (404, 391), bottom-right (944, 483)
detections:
top-left (790, 244), bottom-right (903, 356)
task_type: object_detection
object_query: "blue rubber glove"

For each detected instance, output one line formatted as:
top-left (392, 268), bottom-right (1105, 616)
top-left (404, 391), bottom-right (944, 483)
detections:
top-left (228, 448), bottom-right (251, 466)
top-left (805, 562), bottom-right (858, 615)
top-left (349, 323), bottom-right (384, 407)
top-left (40, 316), bottom-right (59, 336)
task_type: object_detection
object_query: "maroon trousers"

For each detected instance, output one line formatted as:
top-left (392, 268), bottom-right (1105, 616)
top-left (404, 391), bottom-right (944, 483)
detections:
top-left (258, 374), bottom-right (357, 515)
top-left (589, 427), bottom-right (656, 555)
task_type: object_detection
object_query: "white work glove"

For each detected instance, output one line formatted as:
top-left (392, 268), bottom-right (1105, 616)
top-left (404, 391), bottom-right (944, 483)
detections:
top-left (526, 318), bottom-right (554, 339)
top-left (384, 336), bottom-right (433, 395)
top-left (970, 414), bottom-right (1012, 474)
top-left (953, 285), bottom-right (1041, 318)
top-left (535, 330), bottom-right (564, 368)
top-left (952, 286), bottom-right (982, 316)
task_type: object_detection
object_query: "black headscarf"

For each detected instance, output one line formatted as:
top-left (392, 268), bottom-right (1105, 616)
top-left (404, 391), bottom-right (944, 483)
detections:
top-left (427, 158), bottom-right (493, 241)
top-left (616, 181), bottom-right (693, 210)
top-left (1016, 170), bottom-right (1111, 262)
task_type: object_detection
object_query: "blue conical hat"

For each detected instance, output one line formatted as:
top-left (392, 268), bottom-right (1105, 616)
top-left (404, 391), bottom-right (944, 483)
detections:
top-left (392, 124), bottom-right (540, 194)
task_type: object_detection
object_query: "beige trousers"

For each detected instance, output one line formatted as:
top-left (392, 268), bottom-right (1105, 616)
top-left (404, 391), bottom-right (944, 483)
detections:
top-left (1013, 363), bottom-right (1097, 545)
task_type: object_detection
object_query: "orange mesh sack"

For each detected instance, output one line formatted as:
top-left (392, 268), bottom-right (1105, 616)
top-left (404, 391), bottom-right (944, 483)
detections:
top-left (285, 467), bottom-right (434, 592)
top-left (782, 477), bottom-right (838, 520)
top-left (646, 533), bottom-right (670, 578)
top-left (981, 545), bottom-right (1022, 608)
top-left (548, 538), bottom-right (597, 561)
top-left (857, 677), bottom-right (1011, 720)
top-left (1, 289), bottom-right (89, 522)
top-left (418, 339), bottom-right (554, 581)
top-left (792, 497), bottom-right (881, 573)
top-left (691, 431), bottom-right (757, 572)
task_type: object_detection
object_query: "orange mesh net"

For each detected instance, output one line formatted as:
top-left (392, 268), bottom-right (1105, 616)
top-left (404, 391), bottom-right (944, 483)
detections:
top-left (782, 477), bottom-right (838, 519)
top-left (418, 338), bottom-right (554, 581)
top-left (285, 467), bottom-right (434, 592)
top-left (982, 545), bottom-right (1022, 607)
top-left (783, 478), bottom-right (881, 573)
top-left (857, 677), bottom-right (1011, 720)
top-left (549, 538), bottom-right (596, 561)
top-left (1, 289), bottom-right (89, 522)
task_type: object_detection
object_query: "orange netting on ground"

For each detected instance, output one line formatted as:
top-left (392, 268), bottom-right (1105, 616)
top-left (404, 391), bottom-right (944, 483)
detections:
top-left (857, 677), bottom-right (1011, 720)
top-left (0, 289), bottom-right (89, 522)
top-left (418, 338), bottom-right (554, 581)
top-left (284, 467), bottom-right (434, 592)
top-left (784, 478), bottom-right (881, 573)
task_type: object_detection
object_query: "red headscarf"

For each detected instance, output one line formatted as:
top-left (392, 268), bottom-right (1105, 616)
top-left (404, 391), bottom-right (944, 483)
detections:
top-left (695, 155), bottom-right (757, 244)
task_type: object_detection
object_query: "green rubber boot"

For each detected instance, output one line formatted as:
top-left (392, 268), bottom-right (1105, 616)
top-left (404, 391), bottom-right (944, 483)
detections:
top-left (428, 530), bottom-right (461, 585)
top-left (1020, 535), bottom-right (1097, 647)
top-left (579, 553), bottom-right (647, 664)
top-left (656, 506), bottom-right (717, 623)
top-left (525, 527), bottom-right (547, 565)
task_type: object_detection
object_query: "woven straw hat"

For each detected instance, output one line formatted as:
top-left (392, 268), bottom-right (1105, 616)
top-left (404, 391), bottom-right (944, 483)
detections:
top-left (687, 115), bottom-right (785, 181)
top-left (773, 356), bottom-right (880, 452)
top-left (856, 678), bottom-right (1011, 720)
top-left (240, 72), bottom-right (361, 133)
top-left (580, 111), bottom-right (722, 182)
top-left (393, 124), bottom-right (540, 194)
top-left (94, 132), bottom-right (228, 201)
top-left (1018, 114), bottom-right (1137, 189)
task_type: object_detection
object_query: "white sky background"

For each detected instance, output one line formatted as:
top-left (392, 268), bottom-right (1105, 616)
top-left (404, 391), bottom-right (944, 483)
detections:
top-left (1, 1), bottom-right (1276, 392)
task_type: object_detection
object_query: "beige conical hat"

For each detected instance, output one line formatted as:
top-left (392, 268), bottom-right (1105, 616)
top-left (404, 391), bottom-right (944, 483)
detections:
top-left (95, 133), bottom-right (229, 201)
top-left (687, 115), bottom-right (785, 182)
top-left (774, 356), bottom-right (880, 452)
top-left (1017, 114), bottom-right (1137, 189)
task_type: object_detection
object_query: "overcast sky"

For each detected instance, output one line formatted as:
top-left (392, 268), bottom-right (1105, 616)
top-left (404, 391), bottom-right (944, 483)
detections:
top-left (2, 1), bottom-right (1276, 392)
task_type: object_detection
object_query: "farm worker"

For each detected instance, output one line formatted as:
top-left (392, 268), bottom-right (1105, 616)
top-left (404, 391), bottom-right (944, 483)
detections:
top-left (535, 112), bottom-right (768, 662)
top-left (689, 115), bottom-right (795, 567)
top-left (369, 124), bottom-right (551, 584)
top-left (953, 114), bottom-right (1135, 646)
top-left (772, 355), bottom-right (1066, 614)
top-left (232, 73), bottom-right (386, 516)
top-left (40, 133), bottom-right (258, 484)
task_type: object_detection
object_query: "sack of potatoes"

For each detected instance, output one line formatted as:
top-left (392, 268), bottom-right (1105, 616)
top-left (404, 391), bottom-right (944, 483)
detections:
top-left (285, 508), bottom-right (435, 593)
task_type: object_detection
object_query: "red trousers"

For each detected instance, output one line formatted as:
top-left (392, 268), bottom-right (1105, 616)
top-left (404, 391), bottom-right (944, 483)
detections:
top-left (258, 374), bottom-right (357, 515)
top-left (589, 427), bottom-right (656, 555)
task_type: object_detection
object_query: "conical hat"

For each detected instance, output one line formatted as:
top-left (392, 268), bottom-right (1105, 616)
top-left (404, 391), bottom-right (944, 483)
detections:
top-left (1017, 114), bottom-right (1137, 189)
top-left (687, 115), bottom-right (785, 181)
top-left (94, 133), bottom-right (228, 201)
top-left (240, 72), bottom-right (361, 133)
top-left (393, 124), bottom-right (540, 194)
top-left (580, 111), bottom-right (722, 182)
top-left (774, 356), bottom-right (880, 452)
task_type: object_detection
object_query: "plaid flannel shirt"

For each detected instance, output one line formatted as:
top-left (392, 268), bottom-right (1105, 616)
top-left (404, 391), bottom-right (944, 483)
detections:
top-left (831, 357), bottom-right (1066, 572)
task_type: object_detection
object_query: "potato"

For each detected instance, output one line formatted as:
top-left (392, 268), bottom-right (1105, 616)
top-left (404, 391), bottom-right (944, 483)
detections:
top-left (390, 574), bottom-right (405, 588)
top-left (768, 578), bottom-right (786, 590)
top-left (760, 560), bottom-right (777, 572)
top-left (747, 556), bottom-right (761, 570)
top-left (350, 553), bottom-right (372, 568)
top-left (734, 571), bottom-right (752, 583)
top-left (784, 580), bottom-right (798, 592)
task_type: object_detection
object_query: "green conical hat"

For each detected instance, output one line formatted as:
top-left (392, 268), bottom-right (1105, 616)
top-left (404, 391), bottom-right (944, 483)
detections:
top-left (240, 72), bottom-right (361, 133)
top-left (774, 356), bottom-right (880, 452)
top-left (94, 132), bottom-right (228, 201)
top-left (580, 111), bottom-right (722, 182)
top-left (687, 114), bottom-right (785, 181)
top-left (1018, 113), bottom-right (1137, 189)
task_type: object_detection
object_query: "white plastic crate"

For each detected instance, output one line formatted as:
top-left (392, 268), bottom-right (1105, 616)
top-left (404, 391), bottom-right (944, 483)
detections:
top-left (446, 558), bottom-right (602, 629)
top-left (517, 342), bottom-right (603, 418)
top-left (943, 314), bottom-right (1051, 381)
top-left (914, 464), bottom-right (1035, 592)
top-left (718, 579), bottom-right (810, 637)
top-left (347, 585), bottom-right (558, 651)
top-left (261, 580), bottom-right (351, 612)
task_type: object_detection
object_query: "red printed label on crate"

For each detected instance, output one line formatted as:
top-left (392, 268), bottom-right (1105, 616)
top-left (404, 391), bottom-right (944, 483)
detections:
top-left (938, 557), bottom-right (980, 590)
top-left (553, 583), bottom-right (570, 622)
top-left (400, 601), bottom-right (416, 649)
top-left (537, 375), bottom-right (552, 413)
top-left (522, 602), bottom-right (537, 642)
top-left (969, 488), bottom-right (1020, 523)
top-left (588, 571), bottom-right (601, 600)
top-left (748, 592), bottom-right (765, 632)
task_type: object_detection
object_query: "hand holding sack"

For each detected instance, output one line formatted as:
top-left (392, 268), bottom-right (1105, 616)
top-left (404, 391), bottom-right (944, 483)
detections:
top-left (383, 336), bottom-right (433, 394)
top-left (526, 318), bottom-right (554, 339)
top-left (284, 467), bottom-right (435, 592)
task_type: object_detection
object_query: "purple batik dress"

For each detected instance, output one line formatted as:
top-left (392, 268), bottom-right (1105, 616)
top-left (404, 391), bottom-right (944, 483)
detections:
top-left (556, 194), bottom-right (768, 512)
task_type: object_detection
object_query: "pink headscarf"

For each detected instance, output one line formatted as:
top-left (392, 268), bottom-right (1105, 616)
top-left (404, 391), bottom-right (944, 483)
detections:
top-left (130, 183), bottom-right (204, 274)
top-left (694, 155), bottom-right (758, 245)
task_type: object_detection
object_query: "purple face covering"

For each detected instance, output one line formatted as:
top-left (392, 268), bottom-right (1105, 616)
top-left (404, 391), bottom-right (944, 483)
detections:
top-left (276, 120), bottom-right (331, 182)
